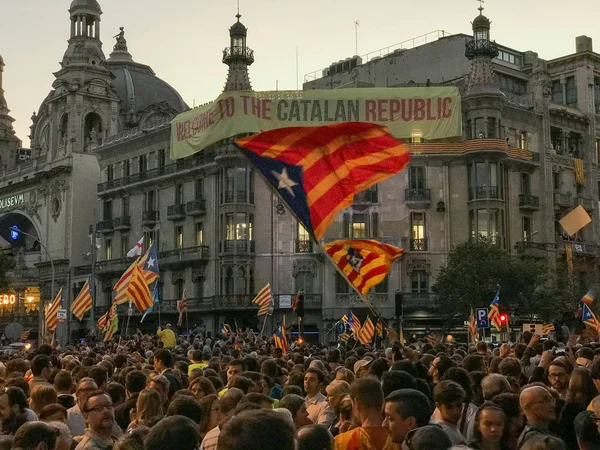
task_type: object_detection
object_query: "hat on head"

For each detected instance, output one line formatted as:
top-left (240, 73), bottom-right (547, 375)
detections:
top-left (353, 359), bottom-right (372, 374)
top-left (166, 323), bottom-right (172, 328)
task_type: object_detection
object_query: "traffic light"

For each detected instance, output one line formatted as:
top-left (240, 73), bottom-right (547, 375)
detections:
top-left (499, 313), bottom-right (508, 328)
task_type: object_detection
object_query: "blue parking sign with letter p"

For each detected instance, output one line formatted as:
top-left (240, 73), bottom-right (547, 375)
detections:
top-left (476, 308), bottom-right (489, 329)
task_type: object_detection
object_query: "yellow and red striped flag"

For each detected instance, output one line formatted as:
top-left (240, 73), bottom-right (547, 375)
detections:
top-left (323, 240), bottom-right (403, 295)
top-left (357, 317), bottom-right (375, 345)
top-left (177, 288), bottom-right (188, 327)
top-left (542, 324), bottom-right (555, 335)
top-left (126, 265), bottom-right (154, 313)
top-left (104, 313), bottom-right (119, 342)
top-left (236, 122), bottom-right (410, 241)
top-left (375, 321), bottom-right (384, 338)
top-left (45, 288), bottom-right (63, 332)
top-left (97, 310), bottom-right (109, 331)
top-left (71, 280), bottom-right (93, 321)
top-left (468, 308), bottom-right (479, 343)
top-left (252, 283), bottom-right (272, 316)
top-left (113, 258), bottom-right (141, 305)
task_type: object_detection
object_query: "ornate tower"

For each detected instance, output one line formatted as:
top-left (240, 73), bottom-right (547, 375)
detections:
top-left (464, 4), bottom-right (502, 97)
top-left (0, 55), bottom-right (19, 169)
top-left (30, 0), bottom-right (119, 158)
top-left (222, 13), bottom-right (254, 91)
top-left (462, 4), bottom-right (505, 140)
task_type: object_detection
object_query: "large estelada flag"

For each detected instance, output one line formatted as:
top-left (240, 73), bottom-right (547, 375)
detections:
top-left (71, 280), bottom-right (93, 321)
top-left (323, 239), bottom-right (403, 295)
top-left (273, 315), bottom-right (288, 354)
top-left (236, 122), bottom-right (410, 240)
top-left (488, 290), bottom-right (502, 331)
top-left (45, 288), bottom-right (63, 332)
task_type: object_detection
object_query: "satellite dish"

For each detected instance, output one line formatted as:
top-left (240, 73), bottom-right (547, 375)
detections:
top-left (5, 322), bottom-right (24, 341)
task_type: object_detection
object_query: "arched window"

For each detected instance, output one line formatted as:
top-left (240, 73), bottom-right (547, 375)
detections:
top-left (235, 267), bottom-right (247, 295)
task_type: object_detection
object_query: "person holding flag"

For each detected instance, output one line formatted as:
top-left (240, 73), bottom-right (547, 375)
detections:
top-left (157, 323), bottom-right (176, 349)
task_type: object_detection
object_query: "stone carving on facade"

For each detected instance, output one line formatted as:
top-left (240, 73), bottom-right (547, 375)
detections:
top-left (406, 259), bottom-right (430, 274)
top-left (292, 259), bottom-right (317, 277)
top-left (192, 266), bottom-right (205, 281)
top-left (172, 270), bottom-right (185, 284)
top-left (113, 27), bottom-right (128, 52)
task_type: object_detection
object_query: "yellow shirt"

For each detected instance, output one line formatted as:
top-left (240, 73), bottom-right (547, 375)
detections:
top-left (334, 427), bottom-right (400, 450)
top-left (188, 363), bottom-right (208, 374)
top-left (157, 328), bottom-right (176, 349)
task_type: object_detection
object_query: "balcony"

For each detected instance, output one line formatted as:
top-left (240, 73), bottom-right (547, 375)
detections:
top-left (142, 210), bottom-right (160, 225)
top-left (186, 199), bottom-right (206, 216)
top-left (353, 190), bottom-right (378, 204)
top-left (221, 190), bottom-right (254, 205)
top-left (113, 216), bottom-right (131, 230)
top-left (295, 239), bottom-right (313, 253)
top-left (518, 194), bottom-right (540, 211)
top-left (147, 297), bottom-right (213, 314)
top-left (97, 219), bottom-right (114, 233)
top-left (167, 204), bottom-right (186, 221)
top-left (576, 195), bottom-right (595, 211)
top-left (554, 192), bottom-right (573, 209)
top-left (0, 313), bottom-right (40, 328)
top-left (469, 186), bottom-right (502, 200)
top-left (561, 240), bottom-right (599, 258)
top-left (405, 188), bottom-right (431, 209)
top-left (403, 293), bottom-right (439, 309)
top-left (97, 153), bottom-right (211, 194)
top-left (515, 241), bottom-right (556, 258)
top-left (410, 239), bottom-right (428, 251)
top-left (159, 246), bottom-right (210, 268)
top-left (335, 292), bottom-right (388, 306)
top-left (95, 257), bottom-right (130, 274)
top-left (213, 295), bottom-right (255, 310)
top-left (219, 240), bottom-right (255, 254)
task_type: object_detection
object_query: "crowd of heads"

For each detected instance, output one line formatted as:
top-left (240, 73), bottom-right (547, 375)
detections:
top-left (0, 328), bottom-right (595, 450)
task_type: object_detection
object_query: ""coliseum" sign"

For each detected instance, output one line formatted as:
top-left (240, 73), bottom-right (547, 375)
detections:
top-left (0, 194), bottom-right (25, 211)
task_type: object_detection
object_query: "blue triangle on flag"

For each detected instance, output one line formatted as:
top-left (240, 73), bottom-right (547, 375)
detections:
top-left (238, 147), bottom-right (314, 235)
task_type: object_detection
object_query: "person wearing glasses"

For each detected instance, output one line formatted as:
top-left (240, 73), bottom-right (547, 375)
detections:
top-left (517, 386), bottom-right (558, 449)
top-left (75, 391), bottom-right (117, 450)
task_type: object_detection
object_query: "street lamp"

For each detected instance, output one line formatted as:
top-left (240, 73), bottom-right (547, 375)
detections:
top-left (9, 227), bottom-right (54, 340)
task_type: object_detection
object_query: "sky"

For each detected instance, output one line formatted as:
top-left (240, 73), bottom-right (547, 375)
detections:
top-left (1, 0), bottom-right (598, 145)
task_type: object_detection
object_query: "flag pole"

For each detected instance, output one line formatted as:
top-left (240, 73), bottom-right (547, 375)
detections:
top-left (125, 301), bottom-right (132, 336)
top-left (186, 309), bottom-right (189, 335)
top-left (260, 314), bottom-right (268, 337)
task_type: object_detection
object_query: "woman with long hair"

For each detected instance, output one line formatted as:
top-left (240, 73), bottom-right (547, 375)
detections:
top-left (198, 395), bottom-right (220, 440)
top-left (0, 387), bottom-right (29, 436)
top-left (468, 402), bottom-right (510, 450)
top-left (29, 385), bottom-right (58, 416)
top-left (189, 377), bottom-right (216, 402)
top-left (325, 380), bottom-right (351, 437)
top-left (127, 389), bottom-right (164, 430)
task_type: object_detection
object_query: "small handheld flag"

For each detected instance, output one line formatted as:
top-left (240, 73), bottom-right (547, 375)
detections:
top-left (177, 288), bottom-right (188, 327)
top-left (45, 288), bottom-right (63, 332)
top-left (357, 317), bottom-right (375, 345)
top-left (488, 290), bottom-right (502, 331)
top-left (542, 324), bottom-right (555, 335)
top-left (582, 304), bottom-right (600, 334)
top-left (468, 308), bottom-right (479, 343)
top-left (71, 280), bottom-right (93, 321)
top-left (127, 237), bottom-right (144, 258)
top-left (252, 283), bottom-right (272, 316)
top-left (581, 289), bottom-right (595, 306)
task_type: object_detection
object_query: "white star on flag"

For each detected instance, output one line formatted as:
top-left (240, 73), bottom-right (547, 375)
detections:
top-left (146, 257), bottom-right (155, 268)
top-left (271, 167), bottom-right (298, 197)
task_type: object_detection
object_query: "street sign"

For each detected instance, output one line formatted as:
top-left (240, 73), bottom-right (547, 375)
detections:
top-left (476, 308), bottom-right (489, 329)
top-left (279, 295), bottom-right (292, 309)
top-left (57, 309), bottom-right (67, 322)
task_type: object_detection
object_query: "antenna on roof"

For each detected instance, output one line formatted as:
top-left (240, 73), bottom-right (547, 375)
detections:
top-left (236, 0), bottom-right (241, 20)
top-left (354, 21), bottom-right (360, 55)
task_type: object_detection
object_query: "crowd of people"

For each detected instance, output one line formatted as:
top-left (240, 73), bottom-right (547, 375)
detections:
top-left (0, 324), bottom-right (597, 450)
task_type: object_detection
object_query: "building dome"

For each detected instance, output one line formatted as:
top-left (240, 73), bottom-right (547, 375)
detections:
top-left (105, 59), bottom-right (187, 119)
top-left (472, 13), bottom-right (491, 29)
top-left (230, 19), bottom-right (247, 36)
top-left (69, 0), bottom-right (102, 14)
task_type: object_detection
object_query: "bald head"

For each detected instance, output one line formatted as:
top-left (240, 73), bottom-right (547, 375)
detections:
top-left (482, 374), bottom-right (511, 400)
top-left (520, 386), bottom-right (551, 409)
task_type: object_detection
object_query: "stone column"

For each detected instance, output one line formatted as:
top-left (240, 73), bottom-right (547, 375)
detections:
top-left (95, 19), bottom-right (100, 39)
top-left (71, 18), bottom-right (76, 38)
top-left (82, 15), bottom-right (87, 37)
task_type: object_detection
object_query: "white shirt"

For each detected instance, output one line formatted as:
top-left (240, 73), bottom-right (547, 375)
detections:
top-left (305, 392), bottom-right (335, 427)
